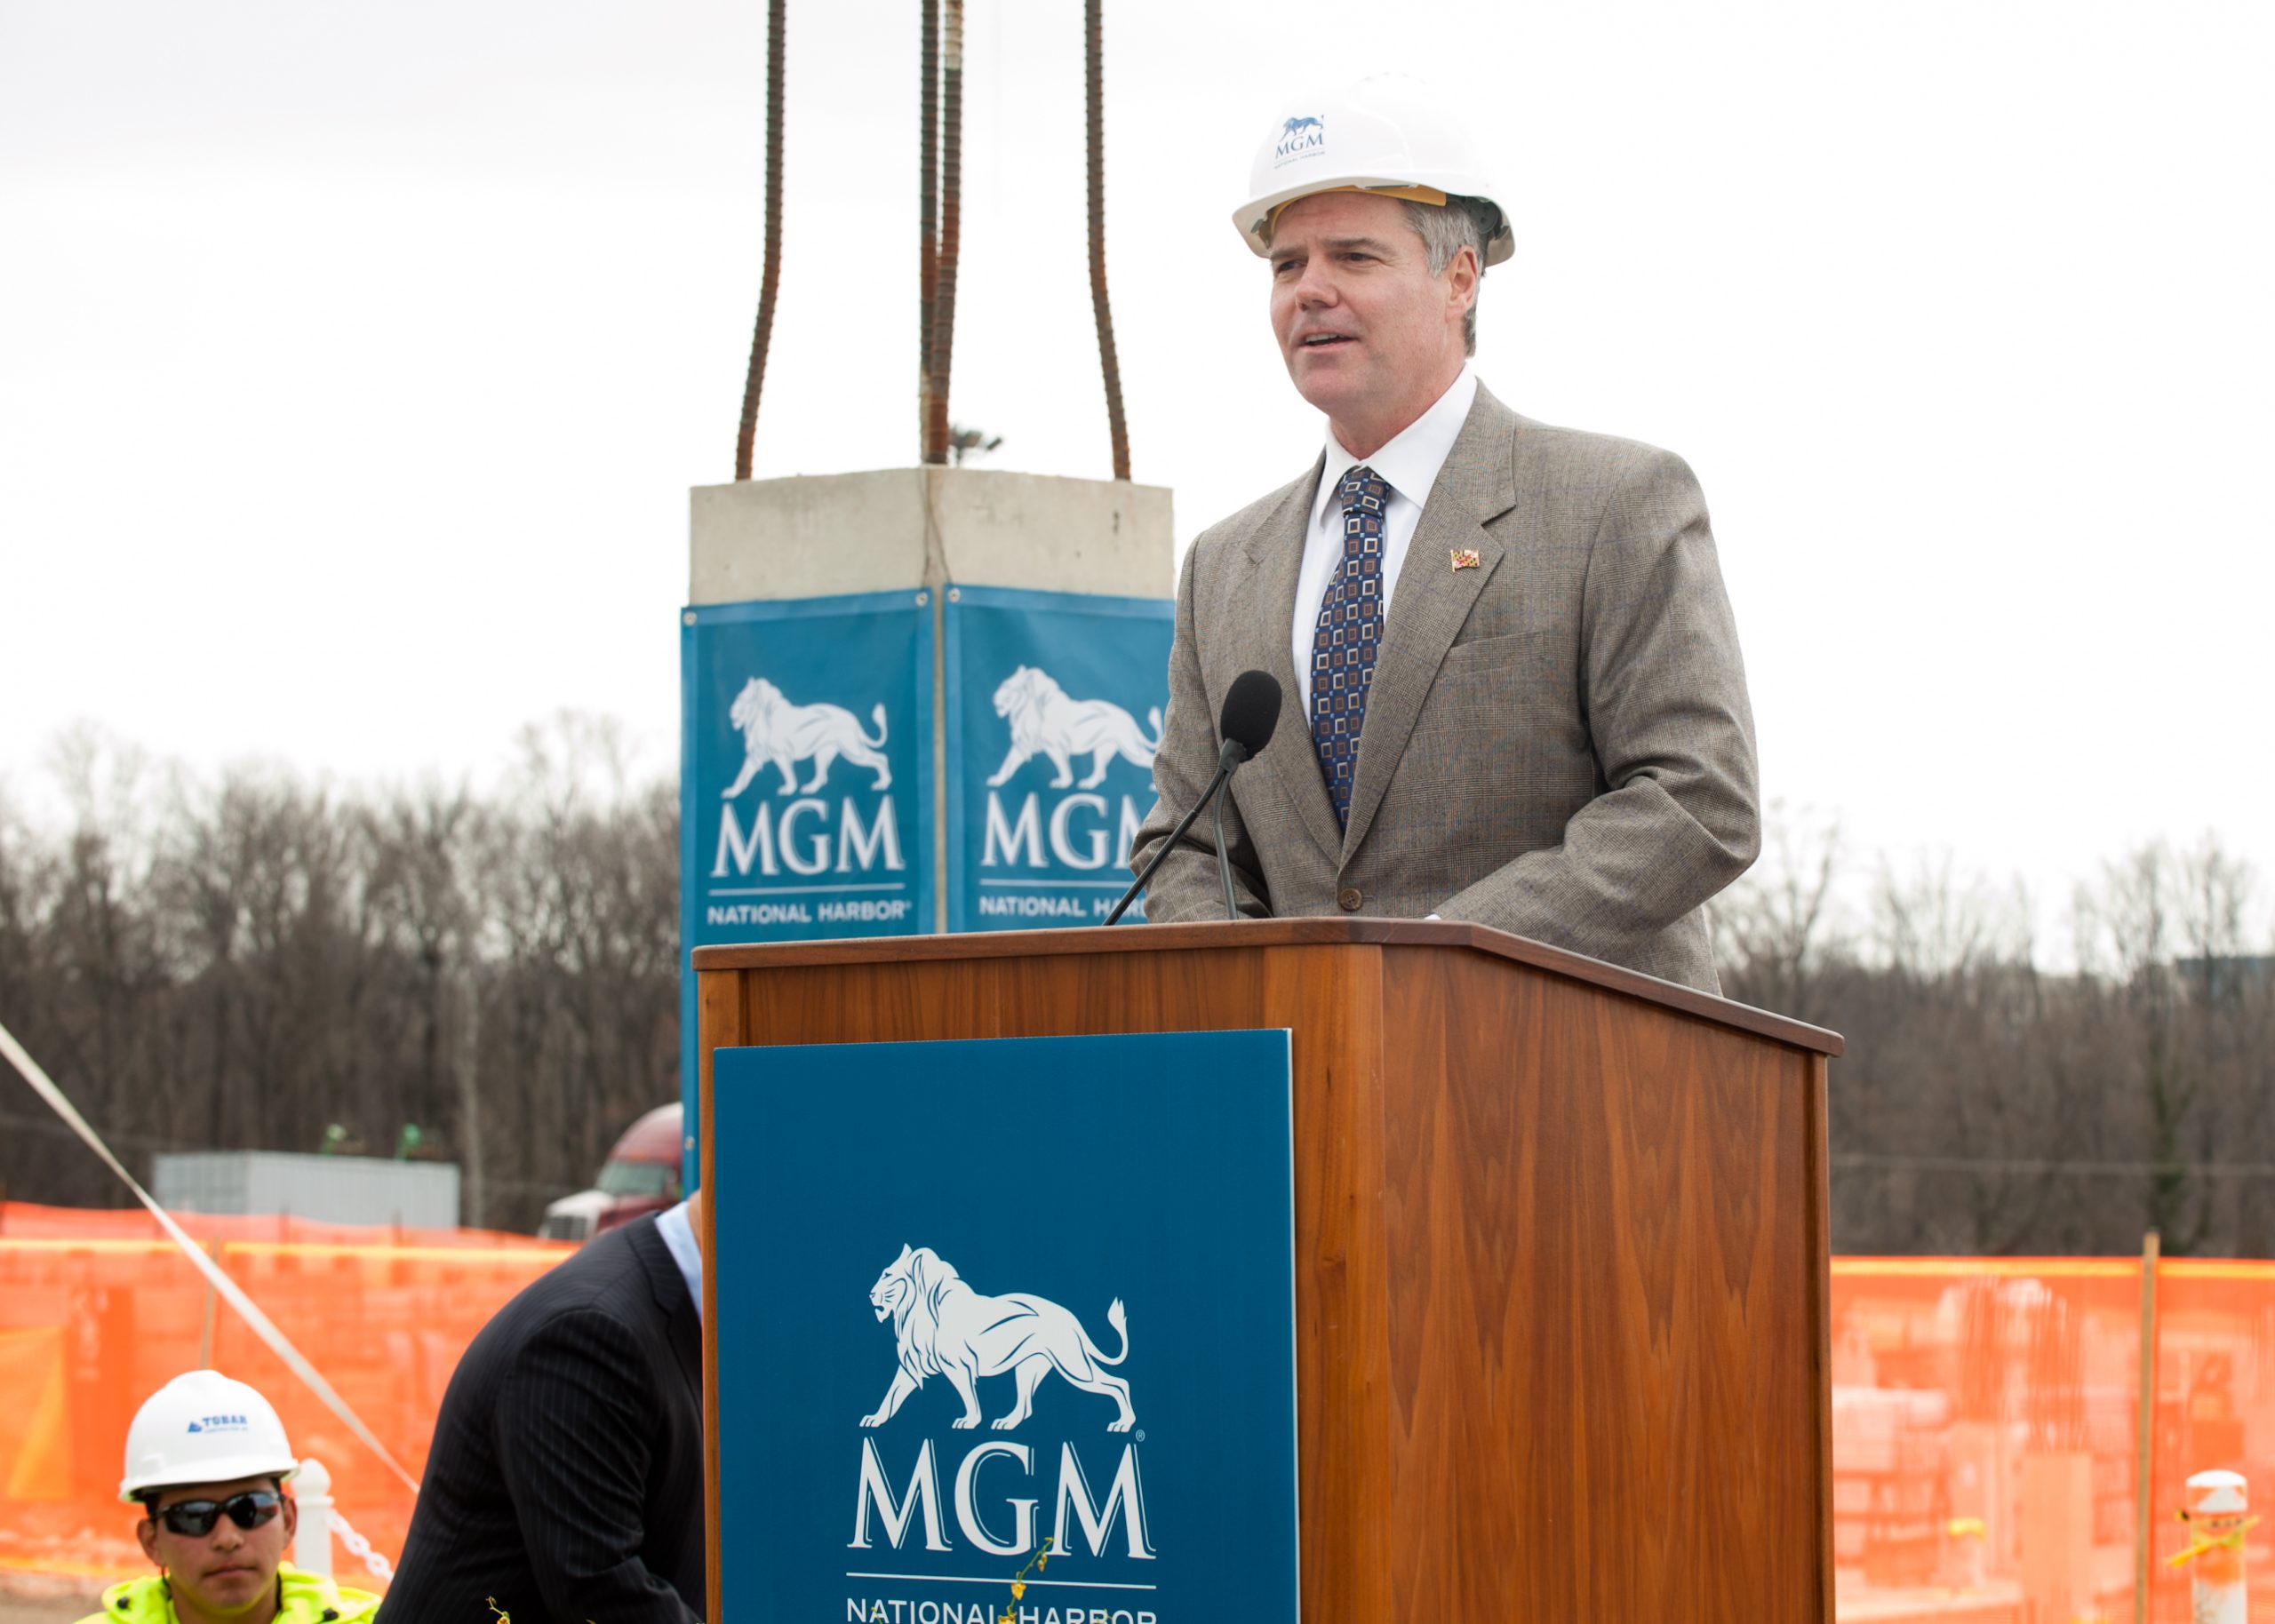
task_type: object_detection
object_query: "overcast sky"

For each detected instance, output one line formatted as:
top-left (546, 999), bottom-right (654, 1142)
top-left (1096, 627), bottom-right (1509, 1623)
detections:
top-left (3, 0), bottom-right (2270, 941)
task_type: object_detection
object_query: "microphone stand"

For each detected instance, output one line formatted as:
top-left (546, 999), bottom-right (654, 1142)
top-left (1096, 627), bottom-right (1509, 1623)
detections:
top-left (1103, 736), bottom-right (1246, 927)
top-left (1212, 781), bottom-right (1239, 921)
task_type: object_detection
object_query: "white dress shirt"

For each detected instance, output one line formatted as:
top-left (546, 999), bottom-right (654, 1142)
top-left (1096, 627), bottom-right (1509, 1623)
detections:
top-left (656, 1198), bottom-right (703, 1322)
top-left (1290, 366), bottom-right (1480, 715)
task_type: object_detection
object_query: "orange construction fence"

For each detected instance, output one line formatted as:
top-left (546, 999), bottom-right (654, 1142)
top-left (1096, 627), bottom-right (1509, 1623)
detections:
top-left (1832, 1254), bottom-right (2275, 1623)
top-left (0, 1202), bottom-right (571, 1592)
top-left (3, 1206), bottom-right (2271, 1619)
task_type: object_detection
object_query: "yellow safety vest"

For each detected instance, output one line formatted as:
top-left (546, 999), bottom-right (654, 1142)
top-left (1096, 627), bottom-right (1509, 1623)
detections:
top-left (76, 1562), bottom-right (380, 1624)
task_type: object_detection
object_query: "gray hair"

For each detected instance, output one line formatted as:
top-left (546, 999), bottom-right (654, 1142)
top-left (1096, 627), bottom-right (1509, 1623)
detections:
top-left (1401, 194), bottom-right (1496, 356)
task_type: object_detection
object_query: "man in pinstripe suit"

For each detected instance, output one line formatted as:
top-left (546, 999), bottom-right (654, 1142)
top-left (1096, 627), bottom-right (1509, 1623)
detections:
top-left (382, 1198), bottom-right (705, 1621)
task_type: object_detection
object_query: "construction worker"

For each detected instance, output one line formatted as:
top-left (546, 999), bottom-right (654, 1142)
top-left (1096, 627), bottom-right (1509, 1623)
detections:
top-left (80, 1369), bottom-right (379, 1624)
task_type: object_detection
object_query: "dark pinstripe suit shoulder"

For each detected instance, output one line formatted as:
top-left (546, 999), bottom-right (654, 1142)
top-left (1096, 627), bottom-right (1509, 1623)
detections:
top-left (381, 1216), bottom-right (704, 1623)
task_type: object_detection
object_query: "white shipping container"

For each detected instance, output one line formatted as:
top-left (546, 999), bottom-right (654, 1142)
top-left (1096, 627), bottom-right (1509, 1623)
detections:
top-left (153, 1151), bottom-right (459, 1229)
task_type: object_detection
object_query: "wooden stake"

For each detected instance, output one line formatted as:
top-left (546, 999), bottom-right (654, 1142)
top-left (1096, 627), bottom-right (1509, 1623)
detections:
top-left (2135, 1227), bottom-right (2161, 1624)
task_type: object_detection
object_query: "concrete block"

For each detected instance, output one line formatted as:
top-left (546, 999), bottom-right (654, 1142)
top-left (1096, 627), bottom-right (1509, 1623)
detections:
top-left (690, 466), bottom-right (1173, 605)
top-left (927, 468), bottom-right (1172, 597)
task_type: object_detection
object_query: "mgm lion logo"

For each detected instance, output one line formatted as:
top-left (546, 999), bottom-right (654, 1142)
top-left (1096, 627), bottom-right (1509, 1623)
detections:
top-left (859, 1245), bottom-right (1136, 1433)
top-left (721, 676), bottom-right (891, 798)
top-left (986, 665), bottom-right (1162, 791)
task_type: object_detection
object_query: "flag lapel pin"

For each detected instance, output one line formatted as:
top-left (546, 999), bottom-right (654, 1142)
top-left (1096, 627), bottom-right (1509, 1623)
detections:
top-left (1450, 548), bottom-right (1481, 571)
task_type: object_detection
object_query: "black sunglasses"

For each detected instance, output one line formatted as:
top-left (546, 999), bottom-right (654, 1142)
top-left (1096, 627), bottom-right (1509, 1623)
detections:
top-left (152, 1490), bottom-right (282, 1539)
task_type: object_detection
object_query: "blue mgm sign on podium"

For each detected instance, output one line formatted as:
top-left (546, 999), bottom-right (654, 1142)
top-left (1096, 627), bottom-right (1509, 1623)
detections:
top-left (709, 1031), bottom-right (1299, 1623)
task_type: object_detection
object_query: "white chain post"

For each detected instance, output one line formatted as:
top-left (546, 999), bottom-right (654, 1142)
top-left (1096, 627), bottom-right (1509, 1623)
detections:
top-left (292, 1458), bottom-right (335, 1580)
top-left (292, 1456), bottom-right (399, 1586)
top-left (2178, 1470), bottom-right (2251, 1624)
top-left (327, 1509), bottom-right (398, 1584)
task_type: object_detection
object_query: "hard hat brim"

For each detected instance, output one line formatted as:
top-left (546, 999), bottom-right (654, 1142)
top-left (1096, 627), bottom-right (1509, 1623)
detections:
top-left (120, 1454), bottom-right (300, 1504)
top-left (1233, 173), bottom-right (1514, 267)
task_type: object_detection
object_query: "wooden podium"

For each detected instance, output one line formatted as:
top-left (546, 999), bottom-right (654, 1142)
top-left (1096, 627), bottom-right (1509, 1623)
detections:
top-left (693, 919), bottom-right (1842, 1621)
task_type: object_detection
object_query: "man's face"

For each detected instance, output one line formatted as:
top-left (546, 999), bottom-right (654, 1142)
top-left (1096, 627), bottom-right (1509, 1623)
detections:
top-left (1267, 191), bottom-right (1474, 446)
top-left (137, 1475), bottom-right (295, 1618)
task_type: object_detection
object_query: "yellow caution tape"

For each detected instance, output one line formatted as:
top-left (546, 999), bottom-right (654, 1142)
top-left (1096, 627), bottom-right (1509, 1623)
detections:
top-left (2167, 1515), bottom-right (2260, 1567)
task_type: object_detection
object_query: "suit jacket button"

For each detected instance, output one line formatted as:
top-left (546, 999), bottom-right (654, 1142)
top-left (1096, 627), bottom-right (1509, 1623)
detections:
top-left (1337, 888), bottom-right (1362, 912)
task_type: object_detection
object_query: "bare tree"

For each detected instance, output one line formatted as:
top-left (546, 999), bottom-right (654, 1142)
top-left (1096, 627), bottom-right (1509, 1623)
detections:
top-left (1719, 811), bottom-right (2271, 1256)
top-left (5, 741), bottom-right (2269, 1253)
top-left (0, 720), bottom-right (678, 1231)
top-left (1715, 801), bottom-right (1848, 1027)
top-left (2073, 843), bottom-right (2214, 1251)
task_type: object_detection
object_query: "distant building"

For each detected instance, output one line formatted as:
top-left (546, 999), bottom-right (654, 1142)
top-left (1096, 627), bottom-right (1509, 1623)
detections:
top-left (153, 1150), bottom-right (460, 1228)
top-left (2176, 955), bottom-right (2275, 1002)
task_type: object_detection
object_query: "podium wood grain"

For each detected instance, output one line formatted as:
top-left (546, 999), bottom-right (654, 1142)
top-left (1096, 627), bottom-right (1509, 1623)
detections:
top-left (697, 920), bottom-right (1840, 1622)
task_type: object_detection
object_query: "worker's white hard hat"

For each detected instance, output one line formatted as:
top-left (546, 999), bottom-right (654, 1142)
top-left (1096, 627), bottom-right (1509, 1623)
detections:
top-left (1233, 75), bottom-right (1513, 267)
top-left (119, 1370), bottom-right (299, 1503)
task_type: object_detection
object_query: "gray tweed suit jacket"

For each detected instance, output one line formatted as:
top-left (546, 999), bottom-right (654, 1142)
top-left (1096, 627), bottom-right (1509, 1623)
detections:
top-left (1130, 383), bottom-right (1759, 993)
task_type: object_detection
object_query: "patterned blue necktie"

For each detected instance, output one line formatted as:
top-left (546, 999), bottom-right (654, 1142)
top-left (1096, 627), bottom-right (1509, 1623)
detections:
top-left (1310, 464), bottom-right (1388, 826)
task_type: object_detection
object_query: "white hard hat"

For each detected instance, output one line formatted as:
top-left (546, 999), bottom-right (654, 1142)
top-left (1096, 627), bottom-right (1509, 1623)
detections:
top-left (118, 1370), bottom-right (299, 1503)
top-left (1233, 75), bottom-right (1513, 267)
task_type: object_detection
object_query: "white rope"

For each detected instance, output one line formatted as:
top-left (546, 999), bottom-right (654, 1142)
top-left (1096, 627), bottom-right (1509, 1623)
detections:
top-left (0, 1018), bottom-right (421, 1496)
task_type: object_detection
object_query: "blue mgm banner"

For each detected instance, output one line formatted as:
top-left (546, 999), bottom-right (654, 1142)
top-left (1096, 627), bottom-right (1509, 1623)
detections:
top-left (711, 1030), bottom-right (1299, 1624)
top-left (681, 592), bottom-right (935, 942)
top-left (679, 592), bottom-right (937, 1150)
top-left (945, 586), bottom-right (1174, 931)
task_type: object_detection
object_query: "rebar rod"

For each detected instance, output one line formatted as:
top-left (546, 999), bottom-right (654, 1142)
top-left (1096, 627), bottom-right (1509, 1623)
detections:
top-left (1086, 0), bottom-right (1130, 481)
top-left (918, 0), bottom-right (939, 458)
top-left (732, 0), bottom-right (788, 481)
top-left (922, 0), bottom-right (963, 465)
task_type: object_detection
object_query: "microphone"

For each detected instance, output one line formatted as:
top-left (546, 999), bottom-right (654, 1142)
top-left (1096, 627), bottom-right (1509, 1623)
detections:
top-left (1217, 668), bottom-right (1283, 761)
top-left (1105, 670), bottom-right (1282, 927)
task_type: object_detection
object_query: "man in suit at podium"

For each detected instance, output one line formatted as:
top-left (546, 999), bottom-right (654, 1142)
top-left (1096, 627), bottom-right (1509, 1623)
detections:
top-left (1132, 75), bottom-right (1759, 994)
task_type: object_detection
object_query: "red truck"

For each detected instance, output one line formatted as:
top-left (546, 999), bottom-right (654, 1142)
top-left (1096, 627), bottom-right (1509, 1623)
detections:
top-left (538, 1103), bottom-right (684, 1241)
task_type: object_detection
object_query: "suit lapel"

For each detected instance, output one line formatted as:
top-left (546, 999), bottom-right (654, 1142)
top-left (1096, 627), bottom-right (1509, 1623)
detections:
top-left (1239, 461), bottom-right (1347, 864)
top-left (1340, 386), bottom-right (1521, 859)
top-left (628, 1216), bottom-right (704, 1396)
